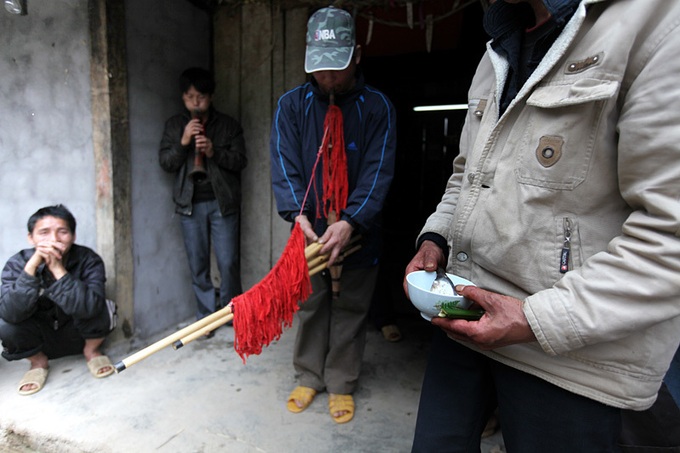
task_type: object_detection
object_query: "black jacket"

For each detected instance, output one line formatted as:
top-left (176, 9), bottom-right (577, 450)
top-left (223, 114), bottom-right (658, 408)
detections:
top-left (270, 74), bottom-right (396, 267)
top-left (0, 244), bottom-right (107, 327)
top-left (159, 106), bottom-right (248, 216)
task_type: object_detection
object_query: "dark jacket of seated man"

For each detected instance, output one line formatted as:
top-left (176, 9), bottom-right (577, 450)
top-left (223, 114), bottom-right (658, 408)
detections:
top-left (0, 242), bottom-right (110, 361)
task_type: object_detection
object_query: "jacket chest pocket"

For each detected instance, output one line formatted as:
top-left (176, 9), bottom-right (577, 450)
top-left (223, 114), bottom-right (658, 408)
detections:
top-left (514, 78), bottom-right (619, 190)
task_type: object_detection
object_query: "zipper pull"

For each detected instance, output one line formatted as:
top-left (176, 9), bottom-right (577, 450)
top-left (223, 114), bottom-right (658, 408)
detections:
top-left (560, 218), bottom-right (572, 274)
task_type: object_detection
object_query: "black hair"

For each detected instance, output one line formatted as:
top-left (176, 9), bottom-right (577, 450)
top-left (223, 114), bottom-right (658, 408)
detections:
top-left (179, 67), bottom-right (215, 95)
top-left (27, 204), bottom-right (76, 234)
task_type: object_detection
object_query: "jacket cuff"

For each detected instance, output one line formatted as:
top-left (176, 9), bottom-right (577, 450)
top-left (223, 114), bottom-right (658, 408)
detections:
top-left (340, 213), bottom-right (361, 233)
top-left (18, 270), bottom-right (40, 288)
top-left (416, 232), bottom-right (450, 261)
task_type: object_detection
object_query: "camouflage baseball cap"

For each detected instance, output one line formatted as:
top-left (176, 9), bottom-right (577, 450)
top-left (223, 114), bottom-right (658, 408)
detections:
top-left (304, 7), bottom-right (356, 73)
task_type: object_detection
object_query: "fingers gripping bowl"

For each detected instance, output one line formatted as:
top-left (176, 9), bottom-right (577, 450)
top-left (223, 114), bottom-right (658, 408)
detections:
top-left (406, 271), bottom-right (483, 321)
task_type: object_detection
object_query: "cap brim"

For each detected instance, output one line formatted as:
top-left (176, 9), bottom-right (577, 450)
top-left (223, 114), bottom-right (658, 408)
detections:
top-left (304, 46), bottom-right (354, 73)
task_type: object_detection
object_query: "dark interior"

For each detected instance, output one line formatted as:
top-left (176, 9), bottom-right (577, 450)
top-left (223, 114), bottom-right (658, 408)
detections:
top-left (358, 2), bottom-right (489, 322)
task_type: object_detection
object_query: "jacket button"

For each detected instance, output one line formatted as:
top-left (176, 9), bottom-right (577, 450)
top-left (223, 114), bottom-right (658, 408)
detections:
top-left (456, 252), bottom-right (468, 262)
top-left (535, 135), bottom-right (563, 167)
top-left (541, 147), bottom-right (555, 159)
top-left (467, 173), bottom-right (475, 183)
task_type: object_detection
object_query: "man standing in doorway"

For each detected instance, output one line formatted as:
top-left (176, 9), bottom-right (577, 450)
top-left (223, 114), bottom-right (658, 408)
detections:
top-left (270, 7), bottom-right (396, 423)
top-left (160, 67), bottom-right (247, 332)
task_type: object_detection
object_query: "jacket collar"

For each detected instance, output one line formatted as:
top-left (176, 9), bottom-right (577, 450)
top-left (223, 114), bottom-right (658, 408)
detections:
top-left (485, 0), bottom-right (604, 119)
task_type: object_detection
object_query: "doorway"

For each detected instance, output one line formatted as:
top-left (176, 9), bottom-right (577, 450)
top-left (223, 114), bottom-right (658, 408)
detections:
top-left (358, 2), bottom-right (488, 320)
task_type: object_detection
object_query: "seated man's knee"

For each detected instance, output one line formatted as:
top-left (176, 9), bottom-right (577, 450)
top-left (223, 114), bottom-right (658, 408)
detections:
top-left (0, 318), bottom-right (45, 359)
top-left (0, 318), bottom-right (21, 342)
top-left (74, 306), bottom-right (113, 339)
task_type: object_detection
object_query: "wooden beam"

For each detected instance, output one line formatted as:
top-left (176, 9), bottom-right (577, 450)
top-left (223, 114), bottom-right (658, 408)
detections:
top-left (88, 0), bottom-right (134, 342)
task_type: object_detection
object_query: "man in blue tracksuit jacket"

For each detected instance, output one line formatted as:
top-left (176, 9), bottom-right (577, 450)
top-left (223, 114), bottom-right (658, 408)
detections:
top-left (269, 6), bottom-right (396, 424)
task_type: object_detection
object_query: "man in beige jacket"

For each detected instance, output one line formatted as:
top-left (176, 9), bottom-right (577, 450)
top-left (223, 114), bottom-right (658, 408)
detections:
top-left (406, 0), bottom-right (680, 451)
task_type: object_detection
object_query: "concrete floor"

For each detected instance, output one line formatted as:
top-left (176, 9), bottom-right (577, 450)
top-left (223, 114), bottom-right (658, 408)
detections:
top-left (0, 315), bottom-right (505, 453)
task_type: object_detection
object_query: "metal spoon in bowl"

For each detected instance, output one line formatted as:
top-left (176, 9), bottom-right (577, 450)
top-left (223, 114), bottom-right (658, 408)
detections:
top-left (430, 267), bottom-right (458, 296)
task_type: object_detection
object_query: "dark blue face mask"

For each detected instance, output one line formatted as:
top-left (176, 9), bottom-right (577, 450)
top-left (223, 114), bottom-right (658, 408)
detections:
top-left (484, 0), bottom-right (580, 39)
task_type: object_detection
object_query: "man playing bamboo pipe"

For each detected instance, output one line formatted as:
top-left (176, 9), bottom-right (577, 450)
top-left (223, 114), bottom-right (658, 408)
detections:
top-left (159, 67), bottom-right (248, 333)
top-left (270, 6), bottom-right (396, 424)
top-left (0, 205), bottom-right (115, 395)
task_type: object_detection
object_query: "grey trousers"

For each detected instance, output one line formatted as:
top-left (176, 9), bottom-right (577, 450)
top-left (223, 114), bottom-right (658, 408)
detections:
top-left (293, 266), bottom-right (378, 394)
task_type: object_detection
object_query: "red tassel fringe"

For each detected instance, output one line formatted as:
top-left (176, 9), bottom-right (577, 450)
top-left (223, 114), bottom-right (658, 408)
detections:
top-left (231, 104), bottom-right (346, 363)
top-left (322, 104), bottom-right (348, 217)
top-left (232, 223), bottom-right (311, 362)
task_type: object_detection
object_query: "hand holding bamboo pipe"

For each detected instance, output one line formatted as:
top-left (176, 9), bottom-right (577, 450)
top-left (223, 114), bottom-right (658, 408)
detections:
top-left (176, 237), bottom-right (362, 348)
top-left (298, 212), bottom-right (354, 268)
top-left (306, 235), bottom-right (361, 276)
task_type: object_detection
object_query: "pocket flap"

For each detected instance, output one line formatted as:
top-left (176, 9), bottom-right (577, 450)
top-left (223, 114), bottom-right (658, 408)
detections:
top-left (527, 78), bottom-right (619, 108)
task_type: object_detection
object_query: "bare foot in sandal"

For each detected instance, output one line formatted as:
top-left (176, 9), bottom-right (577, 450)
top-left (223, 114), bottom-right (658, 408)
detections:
top-left (329, 394), bottom-right (355, 424)
top-left (287, 386), bottom-right (317, 413)
top-left (83, 337), bottom-right (114, 378)
top-left (18, 352), bottom-right (49, 395)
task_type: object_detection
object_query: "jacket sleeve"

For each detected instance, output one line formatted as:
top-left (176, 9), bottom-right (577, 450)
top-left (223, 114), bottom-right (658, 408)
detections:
top-left (159, 116), bottom-right (190, 173)
top-left (0, 251), bottom-right (41, 323)
top-left (341, 89), bottom-right (397, 232)
top-left (270, 89), bottom-right (311, 223)
top-left (211, 116), bottom-right (248, 173)
top-left (45, 248), bottom-right (107, 320)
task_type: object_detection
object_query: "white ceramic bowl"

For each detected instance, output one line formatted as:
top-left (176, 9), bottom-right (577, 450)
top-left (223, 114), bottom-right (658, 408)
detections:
top-left (406, 270), bottom-right (476, 320)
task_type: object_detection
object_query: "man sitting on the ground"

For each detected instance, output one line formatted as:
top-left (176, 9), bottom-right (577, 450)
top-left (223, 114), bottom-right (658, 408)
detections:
top-left (0, 204), bottom-right (115, 395)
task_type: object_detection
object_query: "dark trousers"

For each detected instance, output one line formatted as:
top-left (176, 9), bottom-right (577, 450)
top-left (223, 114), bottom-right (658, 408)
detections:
top-left (293, 266), bottom-right (378, 394)
top-left (619, 383), bottom-right (680, 452)
top-left (412, 328), bottom-right (622, 453)
top-left (0, 309), bottom-right (110, 361)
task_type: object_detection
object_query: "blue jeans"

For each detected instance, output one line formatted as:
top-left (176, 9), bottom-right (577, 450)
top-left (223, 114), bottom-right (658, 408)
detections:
top-left (412, 329), bottom-right (622, 453)
top-left (180, 200), bottom-right (241, 320)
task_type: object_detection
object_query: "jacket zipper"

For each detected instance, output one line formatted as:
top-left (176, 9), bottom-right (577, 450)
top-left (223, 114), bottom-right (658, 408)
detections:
top-left (560, 217), bottom-right (572, 274)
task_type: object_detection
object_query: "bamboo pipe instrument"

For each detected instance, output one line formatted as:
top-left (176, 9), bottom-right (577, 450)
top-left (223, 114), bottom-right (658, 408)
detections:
top-left (326, 211), bottom-right (343, 300)
top-left (307, 244), bottom-right (361, 277)
top-left (114, 237), bottom-right (362, 371)
top-left (113, 305), bottom-right (232, 372)
top-left (305, 242), bottom-right (324, 260)
top-left (306, 234), bottom-right (361, 269)
top-left (173, 313), bottom-right (234, 349)
top-left (187, 109), bottom-right (207, 181)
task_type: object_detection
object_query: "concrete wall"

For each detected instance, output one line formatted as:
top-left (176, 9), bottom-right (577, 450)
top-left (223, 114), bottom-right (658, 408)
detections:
top-left (125, 0), bottom-right (210, 337)
top-left (0, 2), bottom-right (97, 266)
